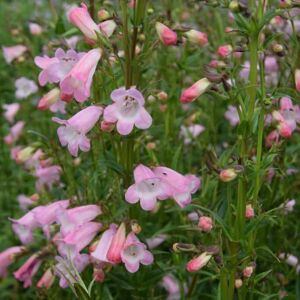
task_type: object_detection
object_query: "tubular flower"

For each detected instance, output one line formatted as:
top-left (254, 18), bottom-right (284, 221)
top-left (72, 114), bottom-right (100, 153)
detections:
top-left (180, 78), bottom-right (211, 103)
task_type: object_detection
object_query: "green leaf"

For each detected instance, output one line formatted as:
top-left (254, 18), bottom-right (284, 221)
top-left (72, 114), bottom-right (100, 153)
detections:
top-left (171, 144), bottom-right (182, 169)
top-left (254, 269), bottom-right (273, 284)
top-left (55, 15), bottom-right (66, 34)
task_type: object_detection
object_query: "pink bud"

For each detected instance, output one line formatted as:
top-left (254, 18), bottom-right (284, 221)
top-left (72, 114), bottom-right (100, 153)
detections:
top-left (219, 168), bottom-right (237, 182)
top-left (245, 204), bottom-right (255, 219)
top-left (37, 269), bottom-right (55, 289)
top-left (295, 69), bottom-right (300, 92)
top-left (278, 121), bottom-right (292, 138)
top-left (107, 222), bottom-right (126, 264)
top-left (97, 9), bottom-right (110, 21)
top-left (38, 88), bottom-right (60, 110)
top-left (69, 3), bottom-right (100, 41)
top-left (243, 266), bottom-right (254, 278)
top-left (180, 78), bottom-right (211, 103)
top-left (93, 267), bottom-right (105, 282)
top-left (186, 252), bottom-right (212, 272)
top-left (198, 216), bottom-right (213, 232)
top-left (155, 22), bottom-right (177, 46)
top-left (217, 45), bottom-right (233, 58)
top-left (99, 20), bottom-right (116, 37)
top-left (185, 30), bottom-right (208, 47)
top-left (265, 130), bottom-right (279, 148)
top-left (100, 120), bottom-right (115, 132)
top-left (280, 97), bottom-right (293, 110)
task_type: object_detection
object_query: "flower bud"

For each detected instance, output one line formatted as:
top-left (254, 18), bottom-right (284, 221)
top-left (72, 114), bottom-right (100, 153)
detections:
top-left (97, 9), bottom-right (110, 21)
top-left (245, 204), bottom-right (255, 219)
top-left (155, 22), bottom-right (177, 46)
top-left (198, 216), bottom-right (213, 232)
top-left (278, 0), bottom-right (292, 8)
top-left (217, 45), bottom-right (233, 58)
top-left (30, 193), bottom-right (39, 202)
top-left (157, 91), bottom-right (168, 101)
top-left (106, 222), bottom-right (126, 263)
top-left (37, 88), bottom-right (60, 110)
top-left (185, 30), bottom-right (208, 47)
top-left (278, 121), bottom-right (292, 138)
top-left (235, 279), bottom-right (243, 288)
top-left (131, 220), bottom-right (142, 234)
top-left (172, 243), bottom-right (197, 253)
top-left (180, 78), bottom-right (211, 103)
top-left (229, 0), bottom-right (240, 12)
top-left (219, 168), bottom-right (237, 182)
top-left (146, 142), bottom-right (156, 150)
top-left (295, 69), bottom-right (300, 92)
top-left (272, 43), bottom-right (284, 54)
top-left (93, 267), bottom-right (105, 282)
top-left (16, 146), bottom-right (35, 164)
top-left (186, 252), bottom-right (212, 272)
top-left (243, 266), bottom-right (254, 278)
top-left (101, 120), bottom-right (115, 132)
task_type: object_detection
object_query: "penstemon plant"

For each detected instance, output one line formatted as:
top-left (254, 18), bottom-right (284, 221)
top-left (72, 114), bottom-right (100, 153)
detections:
top-left (1, 0), bottom-right (300, 299)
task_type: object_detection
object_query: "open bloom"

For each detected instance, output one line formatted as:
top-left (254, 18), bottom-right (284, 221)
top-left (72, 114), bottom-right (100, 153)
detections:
top-left (0, 246), bottom-right (25, 277)
top-left (185, 30), bottom-right (208, 46)
top-left (2, 45), bottom-right (27, 64)
top-left (60, 48), bottom-right (101, 102)
top-left (35, 48), bottom-right (83, 86)
top-left (69, 3), bottom-right (100, 41)
top-left (61, 222), bottom-right (102, 254)
top-left (153, 166), bottom-right (200, 207)
top-left (103, 87), bottom-right (152, 135)
top-left (180, 78), bottom-right (211, 103)
top-left (15, 77), bottom-right (38, 99)
top-left (35, 164), bottom-right (61, 191)
top-left (106, 223), bottom-right (126, 264)
top-left (57, 204), bottom-right (102, 236)
top-left (125, 164), bottom-right (171, 211)
top-left (55, 253), bottom-right (90, 288)
top-left (180, 124), bottom-right (205, 144)
top-left (53, 105), bottom-right (103, 156)
top-left (121, 232), bottom-right (153, 273)
top-left (186, 252), bottom-right (211, 272)
top-left (155, 22), bottom-right (177, 46)
top-left (2, 103), bottom-right (20, 123)
top-left (14, 254), bottom-right (42, 287)
top-left (4, 121), bottom-right (25, 145)
top-left (224, 105), bottom-right (240, 127)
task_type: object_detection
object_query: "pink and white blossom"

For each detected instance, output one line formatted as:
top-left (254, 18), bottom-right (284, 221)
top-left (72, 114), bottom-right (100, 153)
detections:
top-left (103, 87), bottom-right (152, 135)
top-left (180, 78), bottom-right (211, 103)
top-left (0, 246), bottom-right (25, 277)
top-left (155, 22), bottom-right (177, 46)
top-left (4, 121), bottom-right (25, 145)
top-left (121, 232), bottom-right (154, 273)
top-left (2, 103), bottom-right (20, 123)
top-left (186, 252), bottom-right (212, 272)
top-left (224, 105), bottom-right (240, 127)
top-left (2, 45), bottom-right (27, 64)
top-left (36, 269), bottom-right (55, 289)
top-left (15, 77), bottom-right (38, 99)
top-left (35, 165), bottom-right (62, 191)
top-left (52, 105), bottom-right (103, 157)
top-left (180, 124), bottom-right (205, 144)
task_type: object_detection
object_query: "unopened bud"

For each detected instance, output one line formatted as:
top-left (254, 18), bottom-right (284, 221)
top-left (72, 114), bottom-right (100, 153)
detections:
top-left (235, 279), bottom-right (243, 288)
top-left (245, 204), bottom-right (255, 219)
top-left (131, 220), bottom-right (142, 234)
top-left (243, 266), bottom-right (254, 278)
top-left (219, 168), bottom-right (237, 182)
top-left (101, 121), bottom-right (115, 132)
top-left (146, 142), bottom-right (156, 150)
top-left (93, 267), bottom-right (105, 282)
top-left (157, 91), bottom-right (168, 101)
top-left (198, 216), bottom-right (213, 232)
top-left (173, 243), bottom-right (197, 253)
top-left (229, 0), bottom-right (240, 12)
top-left (97, 9), bottom-right (110, 21)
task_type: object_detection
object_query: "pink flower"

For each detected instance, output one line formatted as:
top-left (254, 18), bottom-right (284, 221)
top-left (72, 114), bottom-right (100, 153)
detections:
top-left (14, 254), bottom-right (42, 287)
top-left (15, 77), bottom-right (38, 99)
top-left (125, 164), bottom-right (171, 211)
top-left (2, 103), bottom-right (20, 123)
top-left (161, 275), bottom-right (181, 300)
top-left (4, 121), bottom-right (25, 145)
top-left (61, 222), bottom-right (102, 253)
top-left (245, 204), bottom-right (255, 219)
top-left (35, 164), bottom-right (61, 191)
top-left (224, 105), bottom-right (240, 127)
top-left (281, 199), bottom-right (296, 213)
top-left (180, 78), bottom-right (211, 103)
top-left (38, 88), bottom-right (66, 114)
top-left (29, 22), bottom-right (43, 35)
top-left (153, 167), bottom-right (200, 208)
top-left (69, 3), bottom-right (101, 41)
top-left (103, 87), bottom-right (152, 135)
top-left (146, 234), bottom-right (167, 249)
top-left (17, 194), bottom-right (36, 211)
top-left (265, 56), bottom-right (278, 73)
top-left (60, 48), bottom-right (102, 102)
top-left (155, 22), bottom-right (177, 46)
top-left (186, 252), bottom-right (211, 272)
top-left (52, 105), bottom-right (103, 157)
top-left (2, 45), bottom-right (27, 64)
top-left (35, 48), bottom-right (83, 86)
top-left (107, 223), bottom-right (126, 264)
top-left (198, 216), bottom-right (213, 232)
top-left (217, 45), bottom-right (233, 58)
top-left (55, 253), bottom-right (90, 288)
top-left (121, 232), bottom-right (154, 273)
top-left (0, 246), bottom-right (25, 277)
top-left (91, 224), bottom-right (118, 263)
top-left (295, 69), bottom-right (300, 92)
top-left (57, 204), bottom-right (102, 236)
top-left (185, 30), bottom-right (208, 46)
top-left (99, 20), bottom-right (117, 37)
top-left (36, 269), bottom-right (55, 289)
top-left (180, 124), bottom-right (205, 144)
top-left (280, 97), bottom-right (293, 110)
